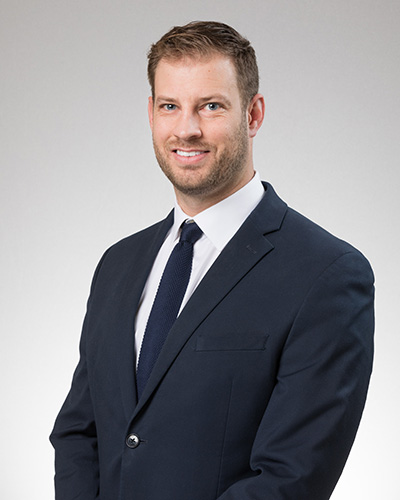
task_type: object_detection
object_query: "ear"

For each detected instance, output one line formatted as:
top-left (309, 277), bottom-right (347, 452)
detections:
top-left (148, 96), bottom-right (154, 130)
top-left (247, 94), bottom-right (265, 138)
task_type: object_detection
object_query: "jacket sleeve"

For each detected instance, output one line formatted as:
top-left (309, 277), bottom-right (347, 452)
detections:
top-left (49, 252), bottom-right (109, 500)
top-left (217, 251), bottom-right (375, 500)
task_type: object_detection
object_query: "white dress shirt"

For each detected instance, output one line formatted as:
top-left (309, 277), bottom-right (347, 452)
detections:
top-left (134, 172), bottom-right (265, 364)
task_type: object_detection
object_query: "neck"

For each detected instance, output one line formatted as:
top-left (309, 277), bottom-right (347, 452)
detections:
top-left (175, 169), bottom-right (255, 217)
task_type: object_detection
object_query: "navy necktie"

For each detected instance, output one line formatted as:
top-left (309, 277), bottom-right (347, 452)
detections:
top-left (136, 220), bottom-right (203, 398)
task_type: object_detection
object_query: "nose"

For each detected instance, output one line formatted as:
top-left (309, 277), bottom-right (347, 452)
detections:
top-left (173, 110), bottom-right (202, 141)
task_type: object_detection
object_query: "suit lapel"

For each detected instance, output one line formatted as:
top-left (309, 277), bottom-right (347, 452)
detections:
top-left (116, 211), bottom-right (174, 421)
top-left (131, 183), bottom-right (287, 419)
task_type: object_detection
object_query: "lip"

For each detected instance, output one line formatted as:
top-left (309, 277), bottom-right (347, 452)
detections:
top-left (171, 148), bottom-right (210, 165)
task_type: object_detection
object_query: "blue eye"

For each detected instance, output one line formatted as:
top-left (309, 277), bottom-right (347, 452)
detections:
top-left (164, 104), bottom-right (177, 111)
top-left (205, 103), bottom-right (220, 111)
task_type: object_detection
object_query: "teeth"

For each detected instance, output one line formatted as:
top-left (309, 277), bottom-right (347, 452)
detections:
top-left (176, 150), bottom-right (204, 157)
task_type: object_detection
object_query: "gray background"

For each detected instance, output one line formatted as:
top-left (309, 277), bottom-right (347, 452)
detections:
top-left (1, 1), bottom-right (399, 498)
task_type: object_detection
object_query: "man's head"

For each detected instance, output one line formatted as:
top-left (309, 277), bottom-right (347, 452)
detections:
top-left (147, 22), bottom-right (265, 215)
top-left (147, 21), bottom-right (259, 109)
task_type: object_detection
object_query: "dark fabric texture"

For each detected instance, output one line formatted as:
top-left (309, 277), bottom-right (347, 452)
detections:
top-left (50, 183), bottom-right (374, 500)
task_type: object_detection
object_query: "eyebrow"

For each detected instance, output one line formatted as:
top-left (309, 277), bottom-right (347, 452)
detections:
top-left (155, 96), bottom-right (178, 105)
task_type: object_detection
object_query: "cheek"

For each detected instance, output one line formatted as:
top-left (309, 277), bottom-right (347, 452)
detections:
top-left (152, 122), bottom-right (168, 143)
top-left (153, 116), bottom-right (177, 139)
top-left (206, 123), bottom-right (237, 145)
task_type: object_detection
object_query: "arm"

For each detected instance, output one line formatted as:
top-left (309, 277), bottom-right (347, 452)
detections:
top-left (50, 253), bottom-right (109, 499)
top-left (50, 330), bottom-right (99, 499)
top-left (217, 251), bottom-right (374, 499)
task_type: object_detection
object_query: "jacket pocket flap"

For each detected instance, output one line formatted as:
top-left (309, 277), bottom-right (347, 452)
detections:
top-left (195, 332), bottom-right (269, 351)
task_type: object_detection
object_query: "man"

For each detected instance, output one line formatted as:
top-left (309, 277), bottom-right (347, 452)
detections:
top-left (50, 21), bottom-right (374, 500)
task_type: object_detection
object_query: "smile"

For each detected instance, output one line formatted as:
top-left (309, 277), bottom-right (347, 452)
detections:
top-left (175, 150), bottom-right (207, 157)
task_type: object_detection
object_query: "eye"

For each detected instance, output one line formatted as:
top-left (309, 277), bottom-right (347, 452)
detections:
top-left (163, 104), bottom-right (177, 111)
top-left (204, 103), bottom-right (220, 111)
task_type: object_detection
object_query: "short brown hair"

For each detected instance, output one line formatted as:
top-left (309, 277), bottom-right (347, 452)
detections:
top-left (147, 21), bottom-right (259, 106)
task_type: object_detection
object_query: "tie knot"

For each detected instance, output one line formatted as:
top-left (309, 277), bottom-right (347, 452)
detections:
top-left (179, 220), bottom-right (203, 244)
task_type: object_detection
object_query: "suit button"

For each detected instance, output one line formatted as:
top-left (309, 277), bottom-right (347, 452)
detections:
top-left (126, 433), bottom-right (140, 448)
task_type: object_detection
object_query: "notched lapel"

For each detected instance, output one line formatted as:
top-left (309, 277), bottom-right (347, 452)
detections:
top-left (131, 184), bottom-right (288, 419)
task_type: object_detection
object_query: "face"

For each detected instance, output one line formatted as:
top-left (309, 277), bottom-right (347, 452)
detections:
top-left (148, 55), bottom-right (261, 213)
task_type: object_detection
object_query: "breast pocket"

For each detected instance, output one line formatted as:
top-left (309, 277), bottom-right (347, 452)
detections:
top-left (195, 332), bottom-right (269, 352)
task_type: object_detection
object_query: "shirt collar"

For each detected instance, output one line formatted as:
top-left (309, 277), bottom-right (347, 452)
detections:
top-left (172, 171), bottom-right (265, 252)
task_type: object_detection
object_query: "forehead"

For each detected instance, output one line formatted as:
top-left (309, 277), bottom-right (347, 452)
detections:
top-left (153, 55), bottom-right (240, 99)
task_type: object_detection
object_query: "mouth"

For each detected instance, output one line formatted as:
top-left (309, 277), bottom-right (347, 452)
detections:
top-left (172, 148), bottom-right (210, 164)
top-left (175, 149), bottom-right (206, 157)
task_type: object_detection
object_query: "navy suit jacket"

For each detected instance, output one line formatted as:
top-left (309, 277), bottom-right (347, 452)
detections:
top-left (50, 183), bottom-right (374, 499)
